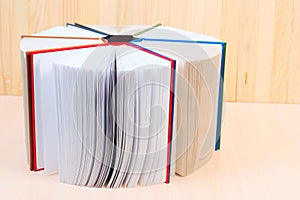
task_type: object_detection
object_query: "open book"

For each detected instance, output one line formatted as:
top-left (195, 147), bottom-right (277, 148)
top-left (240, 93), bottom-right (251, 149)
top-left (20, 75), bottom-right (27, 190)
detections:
top-left (20, 23), bottom-right (226, 188)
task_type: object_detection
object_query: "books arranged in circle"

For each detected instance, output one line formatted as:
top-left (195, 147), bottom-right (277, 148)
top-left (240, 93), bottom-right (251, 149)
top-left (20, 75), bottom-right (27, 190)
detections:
top-left (20, 23), bottom-right (226, 188)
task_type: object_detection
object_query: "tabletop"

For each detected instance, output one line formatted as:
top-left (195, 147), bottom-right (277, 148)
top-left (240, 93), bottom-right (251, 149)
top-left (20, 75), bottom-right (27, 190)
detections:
top-left (0, 96), bottom-right (299, 200)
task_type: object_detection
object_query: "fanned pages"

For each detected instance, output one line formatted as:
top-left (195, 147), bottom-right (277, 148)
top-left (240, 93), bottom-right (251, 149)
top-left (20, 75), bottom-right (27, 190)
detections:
top-left (20, 23), bottom-right (226, 188)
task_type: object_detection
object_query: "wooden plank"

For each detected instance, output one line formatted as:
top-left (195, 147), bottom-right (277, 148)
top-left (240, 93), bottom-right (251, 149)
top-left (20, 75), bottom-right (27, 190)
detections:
top-left (203, 0), bottom-right (223, 38)
top-left (121, 0), bottom-right (149, 24)
top-left (46, 0), bottom-right (63, 26)
top-left (187, 0), bottom-right (205, 33)
top-left (236, 0), bottom-right (259, 102)
top-left (0, 0), bottom-right (28, 95)
top-left (77, 0), bottom-right (98, 24)
top-left (148, 0), bottom-right (170, 25)
top-left (220, 0), bottom-right (240, 102)
top-left (270, 0), bottom-right (294, 103)
top-left (0, 0), bottom-right (11, 95)
top-left (27, 0), bottom-right (63, 33)
top-left (98, 0), bottom-right (117, 25)
top-left (254, 0), bottom-right (275, 102)
top-left (11, 0), bottom-right (28, 95)
top-left (62, 0), bottom-right (79, 23)
top-left (0, 0), bottom-right (299, 102)
top-left (287, 0), bottom-right (300, 103)
top-left (169, 0), bottom-right (189, 29)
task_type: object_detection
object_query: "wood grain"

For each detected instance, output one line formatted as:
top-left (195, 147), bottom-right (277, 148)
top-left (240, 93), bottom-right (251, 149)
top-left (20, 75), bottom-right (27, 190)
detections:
top-left (270, 0), bottom-right (294, 103)
top-left (0, 0), bottom-right (27, 95)
top-left (236, 0), bottom-right (259, 102)
top-left (254, 0), bottom-right (275, 102)
top-left (287, 0), bottom-right (300, 103)
top-left (0, 0), bottom-right (299, 103)
top-left (220, 0), bottom-right (240, 102)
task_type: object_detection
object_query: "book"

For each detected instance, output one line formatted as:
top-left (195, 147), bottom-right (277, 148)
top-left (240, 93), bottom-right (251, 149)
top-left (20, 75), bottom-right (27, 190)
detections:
top-left (20, 23), bottom-right (226, 187)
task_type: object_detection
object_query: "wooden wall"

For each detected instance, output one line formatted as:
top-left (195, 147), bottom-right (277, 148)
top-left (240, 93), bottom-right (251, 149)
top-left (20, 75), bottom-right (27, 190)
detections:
top-left (0, 0), bottom-right (299, 103)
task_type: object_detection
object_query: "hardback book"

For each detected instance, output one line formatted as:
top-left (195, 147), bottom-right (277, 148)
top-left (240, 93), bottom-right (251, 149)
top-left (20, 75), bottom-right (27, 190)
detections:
top-left (20, 23), bottom-right (226, 188)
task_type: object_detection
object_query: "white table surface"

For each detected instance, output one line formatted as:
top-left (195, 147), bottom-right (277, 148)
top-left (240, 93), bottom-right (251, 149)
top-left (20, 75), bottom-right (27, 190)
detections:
top-left (0, 96), bottom-right (300, 200)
